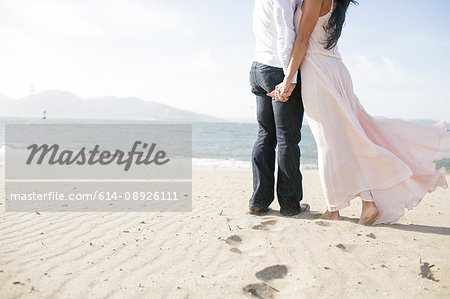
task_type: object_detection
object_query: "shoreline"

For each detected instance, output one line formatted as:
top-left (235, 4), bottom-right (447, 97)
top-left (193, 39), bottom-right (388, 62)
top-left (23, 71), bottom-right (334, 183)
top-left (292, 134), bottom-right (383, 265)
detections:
top-left (2, 149), bottom-right (449, 173)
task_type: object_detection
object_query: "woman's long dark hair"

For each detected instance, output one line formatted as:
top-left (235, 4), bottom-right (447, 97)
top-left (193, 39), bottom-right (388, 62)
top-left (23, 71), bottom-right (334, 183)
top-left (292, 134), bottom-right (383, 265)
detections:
top-left (324, 0), bottom-right (358, 50)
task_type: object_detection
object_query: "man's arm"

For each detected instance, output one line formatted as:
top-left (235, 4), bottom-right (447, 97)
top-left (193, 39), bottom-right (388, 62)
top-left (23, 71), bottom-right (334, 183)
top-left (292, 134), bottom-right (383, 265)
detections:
top-left (273, 0), bottom-right (298, 84)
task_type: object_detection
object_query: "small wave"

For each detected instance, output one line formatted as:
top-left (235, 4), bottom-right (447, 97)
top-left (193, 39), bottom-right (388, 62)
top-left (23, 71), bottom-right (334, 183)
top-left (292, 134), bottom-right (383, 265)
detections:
top-left (192, 158), bottom-right (319, 169)
top-left (300, 163), bottom-right (318, 170)
top-left (192, 158), bottom-right (252, 168)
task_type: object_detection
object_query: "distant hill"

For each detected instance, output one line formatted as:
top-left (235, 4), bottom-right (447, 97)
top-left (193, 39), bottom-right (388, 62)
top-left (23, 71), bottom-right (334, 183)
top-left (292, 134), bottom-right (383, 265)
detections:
top-left (0, 90), bottom-right (222, 122)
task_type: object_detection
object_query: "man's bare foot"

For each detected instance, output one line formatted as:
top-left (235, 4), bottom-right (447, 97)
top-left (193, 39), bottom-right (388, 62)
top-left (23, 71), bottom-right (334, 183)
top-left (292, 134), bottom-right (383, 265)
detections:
top-left (321, 210), bottom-right (341, 221)
top-left (358, 201), bottom-right (379, 225)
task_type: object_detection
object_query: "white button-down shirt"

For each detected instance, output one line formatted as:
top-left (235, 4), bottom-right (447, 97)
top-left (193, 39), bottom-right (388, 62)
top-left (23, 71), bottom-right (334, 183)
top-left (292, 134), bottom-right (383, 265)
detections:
top-left (253, 0), bottom-right (300, 84)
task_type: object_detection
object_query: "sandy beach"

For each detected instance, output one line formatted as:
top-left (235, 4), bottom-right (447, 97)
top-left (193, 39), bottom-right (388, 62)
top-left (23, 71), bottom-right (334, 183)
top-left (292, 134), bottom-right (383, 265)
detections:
top-left (1, 158), bottom-right (449, 298)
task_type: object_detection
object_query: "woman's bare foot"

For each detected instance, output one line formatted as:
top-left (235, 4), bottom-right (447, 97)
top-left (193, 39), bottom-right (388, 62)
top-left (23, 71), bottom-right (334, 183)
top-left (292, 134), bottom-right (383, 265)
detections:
top-left (358, 201), bottom-right (379, 225)
top-left (321, 210), bottom-right (341, 221)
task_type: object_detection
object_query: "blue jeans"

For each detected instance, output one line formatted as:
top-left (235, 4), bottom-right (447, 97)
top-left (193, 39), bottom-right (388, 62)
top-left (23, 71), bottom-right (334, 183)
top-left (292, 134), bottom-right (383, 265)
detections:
top-left (249, 62), bottom-right (304, 215)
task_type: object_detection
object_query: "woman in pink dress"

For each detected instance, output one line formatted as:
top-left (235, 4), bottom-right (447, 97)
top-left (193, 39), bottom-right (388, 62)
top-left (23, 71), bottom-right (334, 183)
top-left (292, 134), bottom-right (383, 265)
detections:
top-left (269, 0), bottom-right (450, 225)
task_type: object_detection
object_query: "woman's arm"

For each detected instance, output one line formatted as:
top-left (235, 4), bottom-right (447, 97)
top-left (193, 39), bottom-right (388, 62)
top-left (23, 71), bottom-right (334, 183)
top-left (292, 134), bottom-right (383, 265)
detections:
top-left (270, 0), bottom-right (323, 101)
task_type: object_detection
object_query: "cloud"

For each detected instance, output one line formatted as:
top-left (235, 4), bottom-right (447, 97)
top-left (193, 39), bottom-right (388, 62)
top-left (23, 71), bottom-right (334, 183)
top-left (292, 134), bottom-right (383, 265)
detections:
top-left (351, 54), bottom-right (435, 90)
top-left (344, 54), bottom-right (450, 121)
top-left (0, 0), bottom-right (196, 95)
top-left (0, 0), bottom-right (102, 38)
top-left (0, 0), bottom-right (193, 40)
top-left (82, 0), bottom-right (193, 39)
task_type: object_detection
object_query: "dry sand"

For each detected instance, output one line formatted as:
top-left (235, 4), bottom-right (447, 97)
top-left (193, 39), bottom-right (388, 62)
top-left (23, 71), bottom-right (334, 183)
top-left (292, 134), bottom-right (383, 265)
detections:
top-left (1, 159), bottom-right (449, 298)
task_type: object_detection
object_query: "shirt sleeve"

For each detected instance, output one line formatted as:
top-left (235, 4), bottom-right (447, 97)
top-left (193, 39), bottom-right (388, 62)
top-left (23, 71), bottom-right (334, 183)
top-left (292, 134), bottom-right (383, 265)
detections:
top-left (273, 0), bottom-right (298, 84)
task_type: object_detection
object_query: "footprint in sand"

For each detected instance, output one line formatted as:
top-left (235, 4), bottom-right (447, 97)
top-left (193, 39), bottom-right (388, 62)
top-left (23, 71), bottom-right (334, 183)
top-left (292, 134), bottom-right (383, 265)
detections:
top-left (243, 265), bottom-right (287, 298)
top-left (252, 220), bottom-right (277, 231)
top-left (315, 220), bottom-right (331, 227)
top-left (243, 283), bottom-right (276, 298)
top-left (420, 262), bottom-right (439, 282)
top-left (224, 235), bottom-right (242, 254)
top-left (230, 247), bottom-right (242, 254)
top-left (335, 243), bottom-right (359, 253)
top-left (335, 243), bottom-right (353, 252)
top-left (255, 265), bottom-right (288, 281)
top-left (366, 233), bottom-right (376, 239)
top-left (335, 243), bottom-right (347, 251)
top-left (225, 235), bottom-right (242, 245)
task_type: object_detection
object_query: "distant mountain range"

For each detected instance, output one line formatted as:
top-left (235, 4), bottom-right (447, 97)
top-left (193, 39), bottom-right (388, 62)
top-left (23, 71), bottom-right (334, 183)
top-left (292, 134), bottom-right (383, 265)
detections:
top-left (0, 90), bottom-right (222, 122)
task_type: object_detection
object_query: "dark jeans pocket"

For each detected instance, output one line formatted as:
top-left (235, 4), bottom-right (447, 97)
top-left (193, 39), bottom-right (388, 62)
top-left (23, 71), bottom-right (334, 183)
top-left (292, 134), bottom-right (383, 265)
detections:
top-left (250, 63), bottom-right (263, 95)
top-left (250, 62), bottom-right (285, 94)
top-left (261, 69), bottom-right (284, 94)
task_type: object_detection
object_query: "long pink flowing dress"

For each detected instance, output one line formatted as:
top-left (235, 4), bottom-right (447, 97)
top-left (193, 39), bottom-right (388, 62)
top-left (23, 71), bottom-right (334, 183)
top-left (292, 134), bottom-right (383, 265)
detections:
top-left (294, 0), bottom-right (450, 224)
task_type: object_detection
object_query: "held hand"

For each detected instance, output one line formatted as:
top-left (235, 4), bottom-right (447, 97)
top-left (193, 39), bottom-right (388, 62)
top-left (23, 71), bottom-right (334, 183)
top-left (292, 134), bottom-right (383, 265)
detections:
top-left (267, 82), bottom-right (283, 99)
top-left (267, 82), bottom-right (296, 102)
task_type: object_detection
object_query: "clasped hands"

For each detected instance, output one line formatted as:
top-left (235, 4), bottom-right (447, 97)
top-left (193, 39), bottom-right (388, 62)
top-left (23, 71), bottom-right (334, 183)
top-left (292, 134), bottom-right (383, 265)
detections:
top-left (267, 80), bottom-right (296, 102)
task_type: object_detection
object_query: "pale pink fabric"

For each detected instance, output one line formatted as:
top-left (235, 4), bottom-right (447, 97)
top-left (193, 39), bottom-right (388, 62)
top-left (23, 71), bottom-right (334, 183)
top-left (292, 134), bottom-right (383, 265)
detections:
top-left (294, 1), bottom-right (450, 224)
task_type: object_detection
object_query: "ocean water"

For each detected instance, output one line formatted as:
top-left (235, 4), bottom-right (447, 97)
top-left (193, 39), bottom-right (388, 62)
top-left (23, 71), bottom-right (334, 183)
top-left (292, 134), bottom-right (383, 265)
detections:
top-left (0, 116), bottom-right (449, 170)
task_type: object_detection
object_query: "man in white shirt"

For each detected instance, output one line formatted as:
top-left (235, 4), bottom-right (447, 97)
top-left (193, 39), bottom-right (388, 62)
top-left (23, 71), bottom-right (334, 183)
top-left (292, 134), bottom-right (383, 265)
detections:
top-left (249, 0), bottom-right (308, 216)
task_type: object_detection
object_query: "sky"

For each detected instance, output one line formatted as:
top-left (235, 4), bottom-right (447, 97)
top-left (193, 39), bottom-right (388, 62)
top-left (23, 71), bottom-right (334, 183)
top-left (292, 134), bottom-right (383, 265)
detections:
top-left (0, 0), bottom-right (449, 122)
